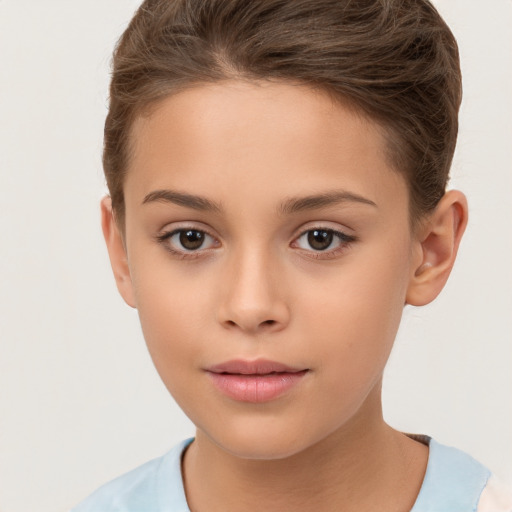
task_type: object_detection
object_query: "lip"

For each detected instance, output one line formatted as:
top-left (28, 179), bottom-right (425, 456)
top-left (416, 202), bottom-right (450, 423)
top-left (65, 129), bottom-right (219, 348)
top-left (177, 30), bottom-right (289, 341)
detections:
top-left (205, 359), bottom-right (309, 403)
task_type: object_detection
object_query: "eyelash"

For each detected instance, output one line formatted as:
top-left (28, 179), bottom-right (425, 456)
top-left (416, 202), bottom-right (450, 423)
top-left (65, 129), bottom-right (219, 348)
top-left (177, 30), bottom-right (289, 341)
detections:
top-left (155, 227), bottom-right (357, 260)
top-left (155, 228), bottom-right (218, 260)
top-left (293, 228), bottom-right (357, 259)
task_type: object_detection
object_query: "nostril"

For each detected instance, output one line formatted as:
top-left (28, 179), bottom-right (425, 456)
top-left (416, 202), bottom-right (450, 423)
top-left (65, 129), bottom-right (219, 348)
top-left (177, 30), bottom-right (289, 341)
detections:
top-left (221, 318), bottom-right (282, 331)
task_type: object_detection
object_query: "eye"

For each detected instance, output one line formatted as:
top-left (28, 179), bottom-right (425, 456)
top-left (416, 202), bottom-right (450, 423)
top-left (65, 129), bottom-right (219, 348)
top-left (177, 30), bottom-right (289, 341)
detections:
top-left (157, 228), bottom-right (218, 254)
top-left (294, 228), bottom-right (355, 253)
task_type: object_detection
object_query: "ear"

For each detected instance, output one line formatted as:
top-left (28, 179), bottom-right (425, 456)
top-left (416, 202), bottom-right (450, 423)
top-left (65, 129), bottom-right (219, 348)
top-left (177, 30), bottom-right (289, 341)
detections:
top-left (406, 190), bottom-right (468, 306)
top-left (101, 196), bottom-right (136, 308)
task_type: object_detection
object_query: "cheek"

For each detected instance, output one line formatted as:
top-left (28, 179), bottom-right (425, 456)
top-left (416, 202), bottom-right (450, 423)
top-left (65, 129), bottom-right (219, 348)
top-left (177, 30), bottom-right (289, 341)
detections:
top-left (130, 263), bottom-right (213, 389)
top-left (298, 247), bottom-right (410, 385)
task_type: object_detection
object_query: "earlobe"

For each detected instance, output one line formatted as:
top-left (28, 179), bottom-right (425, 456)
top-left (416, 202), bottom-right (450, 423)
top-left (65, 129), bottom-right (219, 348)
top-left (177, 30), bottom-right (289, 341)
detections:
top-left (100, 197), bottom-right (137, 308)
top-left (406, 190), bottom-right (468, 306)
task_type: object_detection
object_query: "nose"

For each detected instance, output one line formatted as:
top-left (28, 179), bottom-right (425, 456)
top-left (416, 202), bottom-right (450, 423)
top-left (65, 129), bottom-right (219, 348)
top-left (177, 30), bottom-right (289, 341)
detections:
top-left (216, 247), bottom-right (290, 335)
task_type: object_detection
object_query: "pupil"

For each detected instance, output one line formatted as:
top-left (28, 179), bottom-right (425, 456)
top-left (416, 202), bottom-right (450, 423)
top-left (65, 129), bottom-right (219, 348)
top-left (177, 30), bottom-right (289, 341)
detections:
top-left (308, 230), bottom-right (333, 251)
top-left (180, 230), bottom-right (204, 250)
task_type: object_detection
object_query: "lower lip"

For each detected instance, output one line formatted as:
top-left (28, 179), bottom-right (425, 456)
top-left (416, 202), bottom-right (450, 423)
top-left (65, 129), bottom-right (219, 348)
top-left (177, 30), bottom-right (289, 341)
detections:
top-left (207, 371), bottom-right (308, 403)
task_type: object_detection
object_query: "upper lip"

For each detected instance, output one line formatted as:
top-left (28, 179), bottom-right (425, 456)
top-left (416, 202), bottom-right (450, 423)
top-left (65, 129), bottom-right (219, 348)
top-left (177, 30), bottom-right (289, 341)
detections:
top-left (206, 359), bottom-right (307, 375)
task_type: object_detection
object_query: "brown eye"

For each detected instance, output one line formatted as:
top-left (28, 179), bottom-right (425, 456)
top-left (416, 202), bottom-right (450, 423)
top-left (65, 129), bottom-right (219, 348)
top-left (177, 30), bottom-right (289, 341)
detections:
top-left (294, 227), bottom-right (355, 254)
top-left (159, 228), bottom-right (218, 254)
top-left (307, 230), bottom-right (333, 251)
top-left (179, 230), bottom-right (205, 250)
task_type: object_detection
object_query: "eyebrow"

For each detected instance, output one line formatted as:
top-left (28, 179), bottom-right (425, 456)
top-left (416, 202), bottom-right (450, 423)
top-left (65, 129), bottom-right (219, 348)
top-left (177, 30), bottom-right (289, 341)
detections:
top-left (142, 188), bottom-right (376, 214)
top-left (142, 189), bottom-right (222, 213)
top-left (278, 191), bottom-right (377, 215)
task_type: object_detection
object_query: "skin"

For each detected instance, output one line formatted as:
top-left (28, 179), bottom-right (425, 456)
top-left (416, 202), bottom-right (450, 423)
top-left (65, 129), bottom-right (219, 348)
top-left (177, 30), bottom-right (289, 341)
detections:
top-left (102, 80), bottom-right (468, 511)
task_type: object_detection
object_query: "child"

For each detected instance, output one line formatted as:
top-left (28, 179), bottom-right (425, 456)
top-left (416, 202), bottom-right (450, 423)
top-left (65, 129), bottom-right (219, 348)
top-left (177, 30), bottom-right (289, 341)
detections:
top-left (72, 0), bottom-right (512, 510)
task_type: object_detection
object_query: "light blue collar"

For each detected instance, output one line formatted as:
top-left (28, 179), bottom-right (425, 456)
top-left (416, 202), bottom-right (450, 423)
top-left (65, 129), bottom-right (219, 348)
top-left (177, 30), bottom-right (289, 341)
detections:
top-left (157, 438), bottom-right (194, 511)
top-left (410, 437), bottom-right (490, 511)
top-left (162, 437), bottom-right (490, 512)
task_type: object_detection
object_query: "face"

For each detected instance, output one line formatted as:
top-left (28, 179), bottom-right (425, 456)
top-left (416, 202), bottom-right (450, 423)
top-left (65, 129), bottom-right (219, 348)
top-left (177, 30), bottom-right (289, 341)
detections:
top-left (118, 80), bottom-right (422, 459)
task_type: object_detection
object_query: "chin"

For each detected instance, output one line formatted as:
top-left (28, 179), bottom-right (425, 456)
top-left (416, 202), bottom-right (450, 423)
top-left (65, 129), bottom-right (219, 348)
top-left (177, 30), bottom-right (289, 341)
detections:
top-left (198, 415), bottom-right (327, 461)
top-left (220, 436), bottom-right (308, 461)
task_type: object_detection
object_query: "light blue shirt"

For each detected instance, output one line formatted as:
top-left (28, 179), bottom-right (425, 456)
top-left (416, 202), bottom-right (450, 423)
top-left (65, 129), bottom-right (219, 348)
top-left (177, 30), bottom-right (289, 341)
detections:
top-left (71, 437), bottom-right (491, 511)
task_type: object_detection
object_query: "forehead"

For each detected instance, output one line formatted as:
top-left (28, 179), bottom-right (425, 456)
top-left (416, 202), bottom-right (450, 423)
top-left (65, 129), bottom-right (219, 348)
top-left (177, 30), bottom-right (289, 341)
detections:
top-left (125, 80), bottom-right (407, 218)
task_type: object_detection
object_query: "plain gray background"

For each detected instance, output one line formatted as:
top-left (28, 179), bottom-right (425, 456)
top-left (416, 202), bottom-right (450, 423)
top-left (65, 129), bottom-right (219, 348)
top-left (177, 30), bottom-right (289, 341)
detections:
top-left (0, 1), bottom-right (511, 511)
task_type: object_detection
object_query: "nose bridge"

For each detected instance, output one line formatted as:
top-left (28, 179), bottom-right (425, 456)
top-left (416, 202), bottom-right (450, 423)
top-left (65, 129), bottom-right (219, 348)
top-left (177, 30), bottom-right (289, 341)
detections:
top-left (217, 241), bottom-right (289, 333)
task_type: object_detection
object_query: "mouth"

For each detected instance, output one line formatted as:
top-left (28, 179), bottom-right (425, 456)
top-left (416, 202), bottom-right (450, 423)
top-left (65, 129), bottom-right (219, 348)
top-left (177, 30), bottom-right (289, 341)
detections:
top-left (205, 359), bottom-right (309, 403)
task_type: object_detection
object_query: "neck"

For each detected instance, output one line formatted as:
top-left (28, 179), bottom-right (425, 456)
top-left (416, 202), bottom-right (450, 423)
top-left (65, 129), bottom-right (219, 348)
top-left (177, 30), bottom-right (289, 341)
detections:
top-left (182, 389), bottom-right (427, 512)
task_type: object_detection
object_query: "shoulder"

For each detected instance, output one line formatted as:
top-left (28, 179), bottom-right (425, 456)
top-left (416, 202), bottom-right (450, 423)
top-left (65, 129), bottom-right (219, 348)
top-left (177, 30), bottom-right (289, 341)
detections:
top-left (477, 474), bottom-right (512, 512)
top-left (411, 437), bottom-right (493, 512)
top-left (70, 438), bottom-right (193, 512)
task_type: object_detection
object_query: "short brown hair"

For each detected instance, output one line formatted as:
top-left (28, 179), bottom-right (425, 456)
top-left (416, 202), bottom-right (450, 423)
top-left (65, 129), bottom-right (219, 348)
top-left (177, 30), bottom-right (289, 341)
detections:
top-left (104, 0), bottom-right (462, 226)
